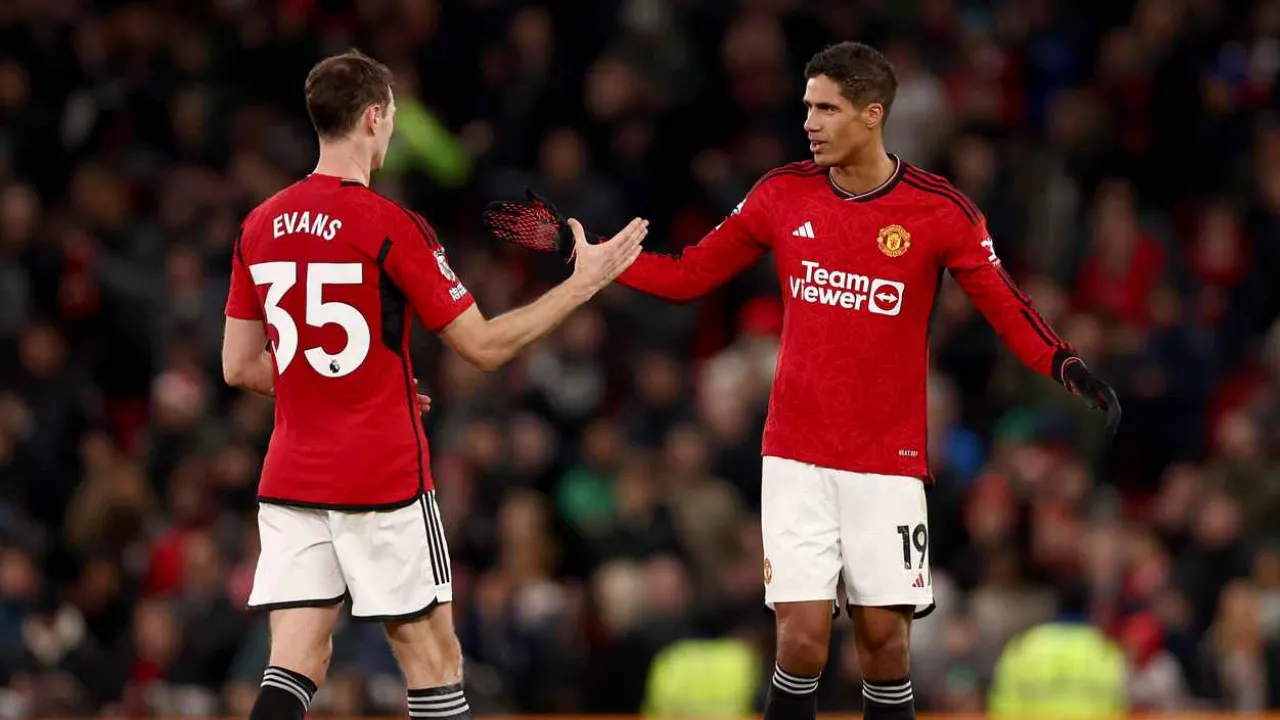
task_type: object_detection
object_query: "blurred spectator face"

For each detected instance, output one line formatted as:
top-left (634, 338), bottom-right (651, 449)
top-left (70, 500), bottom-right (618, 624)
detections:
top-left (461, 419), bottom-right (504, 473)
top-left (212, 443), bottom-right (257, 492)
top-left (1194, 492), bottom-right (1244, 549)
top-left (508, 6), bottom-right (553, 67)
top-left (509, 413), bottom-right (556, 477)
top-left (644, 555), bottom-right (691, 615)
top-left (1060, 312), bottom-right (1106, 361)
top-left (663, 424), bottom-right (710, 480)
top-left (582, 417), bottom-right (624, 471)
top-left (951, 136), bottom-right (997, 194)
top-left (0, 184), bottom-right (39, 254)
top-left (74, 557), bottom-right (121, 615)
top-left (70, 165), bottom-right (130, 233)
top-left (540, 128), bottom-right (588, 187)
top-left (133, 599), bottom-right (180, 666)
top-left (1215, 580), bottom-right (1262, 651)
top-left (172, 87), bottom-right (210, 154)
top-left (1091, 180), bottom-right (1139, 269)
top-left (1214, 410), bottom-right (1261, 462)
top-left (0, 61), bottom-right (29, 115)
top-left (615, 462), bottom-right (656, 519)
top-left (168, 458), bottom-right (210, 526)
top-left (1153, 462), bottom-right (1204, 531)
top-left (18, 323), bottom-right (66, 381)
top-left (592, 560), bottom-right (647, 637)
top-left (181, 530), bottom-right (225, 597)
top-left (559, 307), bottom-right (605, 359)
top-left (635, 352), bottom-right (682, 408)
top-left (1257, 547), bottom-right (1280, 587)
top-left (586, 58), bottom-right (643, 121)
top-left (0, 548), bottom-right (40, 605)
top-left (965, 475), bottom-right (1017, 545)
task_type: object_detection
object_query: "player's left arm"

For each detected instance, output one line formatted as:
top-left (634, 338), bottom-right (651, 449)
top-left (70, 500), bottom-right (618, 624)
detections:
top-left (221, 232), bottom-right (275, 398)
top-left (942, 213), bottom-right (1121, 433)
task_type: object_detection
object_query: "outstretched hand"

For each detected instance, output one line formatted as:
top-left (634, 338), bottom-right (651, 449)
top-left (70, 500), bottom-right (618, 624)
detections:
top-left (568, 217), bottom-right (647, 296)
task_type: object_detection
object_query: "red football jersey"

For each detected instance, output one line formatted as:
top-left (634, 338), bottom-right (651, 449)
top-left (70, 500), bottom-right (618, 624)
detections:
top-left (617, 157), bottom-right (1073, 480)
top-left (225, 173), bottom-right (475, 508)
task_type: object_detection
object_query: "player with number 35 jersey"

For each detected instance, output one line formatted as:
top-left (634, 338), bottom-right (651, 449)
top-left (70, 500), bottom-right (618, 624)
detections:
top-left (226, 175), bottom-right (472, 509)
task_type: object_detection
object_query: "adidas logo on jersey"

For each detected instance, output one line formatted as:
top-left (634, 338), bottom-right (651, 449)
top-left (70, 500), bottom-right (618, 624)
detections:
top-left (792, 221), bottom-right (815, 238)
top-left (912, 574), bottom-right (926, 588)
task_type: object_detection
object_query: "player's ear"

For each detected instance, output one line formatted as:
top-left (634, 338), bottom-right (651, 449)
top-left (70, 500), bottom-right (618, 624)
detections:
top-left (863, 102), bottom-right (885, 130)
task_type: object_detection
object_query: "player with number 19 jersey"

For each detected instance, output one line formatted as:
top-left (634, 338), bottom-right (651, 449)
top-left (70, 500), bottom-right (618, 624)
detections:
top-left (225, 173), bottom-right (474, 509)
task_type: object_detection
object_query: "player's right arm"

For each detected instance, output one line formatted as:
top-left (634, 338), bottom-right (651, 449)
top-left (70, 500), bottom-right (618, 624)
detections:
top-left (615, 185), bottom-right (772, 303)
top-left (386, 214), bottom-right (647, 372)
top-left (222, 232), bottom-right (276, 398)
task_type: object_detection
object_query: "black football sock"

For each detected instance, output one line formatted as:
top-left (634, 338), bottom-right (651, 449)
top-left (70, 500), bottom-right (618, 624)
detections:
top-left (862, 676), bottom-right (915, 720)
top-left (764, 664), bottom-right (820, 720)
top-left (407, 683), bottom-right (472, 720)
top-left (250, 665), bottom-right (317, 720)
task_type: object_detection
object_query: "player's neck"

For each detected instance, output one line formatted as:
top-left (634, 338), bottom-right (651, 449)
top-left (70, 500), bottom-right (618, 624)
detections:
top-left (828, 144), bottom-right (896, 197)
top-left (313, 142), bottom-right (372, 186)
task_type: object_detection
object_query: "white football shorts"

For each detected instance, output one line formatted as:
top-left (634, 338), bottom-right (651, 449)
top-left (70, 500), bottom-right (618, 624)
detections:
top-left (247, 492), bottom-right (452, 621)
top-left (761, 455), bottom-right (934, 617)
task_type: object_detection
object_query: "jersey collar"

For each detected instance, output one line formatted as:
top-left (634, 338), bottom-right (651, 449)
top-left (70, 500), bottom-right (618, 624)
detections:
top-left (827, 154), bottom-right (903, 203)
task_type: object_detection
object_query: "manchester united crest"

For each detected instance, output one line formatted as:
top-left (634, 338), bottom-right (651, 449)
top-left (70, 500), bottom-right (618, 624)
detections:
top-left (877, 224), bottom-right (911, 258)
top-left (763, 557), bottom-right (773, 585)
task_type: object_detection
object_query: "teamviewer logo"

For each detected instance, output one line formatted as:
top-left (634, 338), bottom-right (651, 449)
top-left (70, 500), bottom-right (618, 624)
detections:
top-left (868, 278), bottom-right (905, 316)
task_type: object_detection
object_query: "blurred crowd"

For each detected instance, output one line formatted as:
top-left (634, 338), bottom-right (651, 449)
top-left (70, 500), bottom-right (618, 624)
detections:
top-left (2, 0), bottom-right (1280, 716)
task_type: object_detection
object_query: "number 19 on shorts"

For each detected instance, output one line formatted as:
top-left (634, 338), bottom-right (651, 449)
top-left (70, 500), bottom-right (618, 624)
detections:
top-left (896, 523), bottom-right (928, 570)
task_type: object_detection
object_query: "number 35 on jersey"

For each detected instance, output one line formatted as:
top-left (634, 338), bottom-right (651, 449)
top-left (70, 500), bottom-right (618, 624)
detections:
top-left (250, 261), bottom-right (371, 378)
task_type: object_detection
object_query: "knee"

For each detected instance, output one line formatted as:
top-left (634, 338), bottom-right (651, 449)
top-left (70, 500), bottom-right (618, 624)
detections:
top-left (776, 627), bottom-right (829, 677)
top-left (859, 626), bottom-right (910, 673)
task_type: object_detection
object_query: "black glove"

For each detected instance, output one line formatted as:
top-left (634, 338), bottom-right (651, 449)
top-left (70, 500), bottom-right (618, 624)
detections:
top-left (1054, 349), bottom-right (1122, 435)
top-left (482, 188), bottom-right (604, 259)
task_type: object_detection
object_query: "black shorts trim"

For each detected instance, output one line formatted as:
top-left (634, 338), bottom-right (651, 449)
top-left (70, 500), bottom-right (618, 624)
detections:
top-left (257, 493), bottom-right (423, 512)
top-left (248, 592), bottom-right (349, 612)
top-left (844, 602), bottom-right (938, 621)
top-left (762, 600), bottom-right (842, 619)
top-left (351, 598), bottom-right (447, 623)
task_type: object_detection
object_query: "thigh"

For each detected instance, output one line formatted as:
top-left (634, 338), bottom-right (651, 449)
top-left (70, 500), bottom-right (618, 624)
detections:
top-left (836, 473), bottom-right (934, 617)
top-left (267, 604), bottom-right (344, 679)
top-left (332, 492), bottom-right (452, 621)
top-left (248, 503), bottom-right (347, 610)
top-left (761, 456), bottom-right (843, 608)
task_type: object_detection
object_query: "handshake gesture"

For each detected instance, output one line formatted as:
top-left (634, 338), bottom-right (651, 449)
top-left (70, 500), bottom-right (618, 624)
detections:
top-left (484, 188), bottom-right (640, 296)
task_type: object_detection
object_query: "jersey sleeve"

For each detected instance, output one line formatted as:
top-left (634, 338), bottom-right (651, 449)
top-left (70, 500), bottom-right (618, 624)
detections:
top-left (942, 211), bottom-right (1073, 380)
top-left (380, 209), bottom-right (476, 332)
top-left (224, 231), bottom-right (264, 320)
top-left (616, 181), bottom-right (772, 303)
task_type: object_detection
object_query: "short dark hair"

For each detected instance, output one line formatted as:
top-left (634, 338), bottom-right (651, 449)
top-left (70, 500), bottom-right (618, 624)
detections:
top-left (304, 49), bottom-right (393, 139)
top-left (804, 41), bottom-right (898, 112)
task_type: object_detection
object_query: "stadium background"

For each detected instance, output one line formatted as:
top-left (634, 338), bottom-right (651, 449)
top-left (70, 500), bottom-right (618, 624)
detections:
top-left (2, 0), bottom-right (1280, 716)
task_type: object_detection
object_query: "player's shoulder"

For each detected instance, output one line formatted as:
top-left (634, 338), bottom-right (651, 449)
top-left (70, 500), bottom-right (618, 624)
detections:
top-left (340, 183), bottom-right (441, 247)
top-left (898, 162), bottom-right (984, 227)
top-left (750, 159), bottom-right (826, 194)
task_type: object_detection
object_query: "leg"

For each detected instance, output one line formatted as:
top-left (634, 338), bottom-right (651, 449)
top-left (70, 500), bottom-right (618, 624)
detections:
top-left (851, 605), bottom-right (915, 719)
top-left (334, 492), bottom-right (468, 719)
top-left (385, 604), bottom-right (470, 719)
top-left (249, 605), bottom-right (342, 720)
top-left (760, 457), bottom-right (843, 720)
top-left (246, 504), bottom-right (348, 720)
top-left (838, 472), bottom-right (933, 720)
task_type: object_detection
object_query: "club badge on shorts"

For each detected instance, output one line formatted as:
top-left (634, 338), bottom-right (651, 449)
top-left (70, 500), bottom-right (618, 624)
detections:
top-left (763, 557), bottom-right (773, 585)
top-left (877, 224), bottom-right (911, 257)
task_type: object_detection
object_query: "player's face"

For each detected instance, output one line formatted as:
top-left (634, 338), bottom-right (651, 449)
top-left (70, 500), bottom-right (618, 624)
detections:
top-left (370, 89), bottom-right (396, 171)
top-left (803, 75), bottom-right (882, 167)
